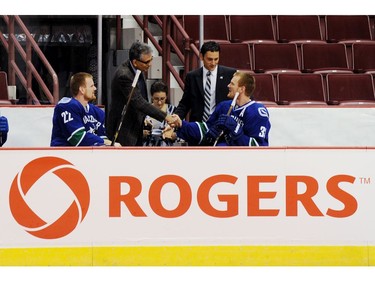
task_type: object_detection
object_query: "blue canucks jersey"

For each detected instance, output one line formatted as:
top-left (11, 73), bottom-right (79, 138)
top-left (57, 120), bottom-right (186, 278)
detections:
top-left (50, 97), bottom-right (107, 146)
top-left (177, 100), bottom-right (271, 146)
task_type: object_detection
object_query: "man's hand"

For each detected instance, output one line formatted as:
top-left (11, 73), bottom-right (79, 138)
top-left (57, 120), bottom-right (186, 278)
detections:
top-left (143, 129), bottom-right (151, 138)
top-left (144, 118), bottom-right (153, 127)
top-left (165, 114), bottom-right (182, 128)
top-left (104, 139), bottom-right (122, 147)
top-left (162, 125), bottom-right (177, 140)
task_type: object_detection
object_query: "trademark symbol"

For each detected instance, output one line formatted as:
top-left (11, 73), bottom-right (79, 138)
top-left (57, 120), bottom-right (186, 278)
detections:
top-left (359, 177), bottom-right (371, 184)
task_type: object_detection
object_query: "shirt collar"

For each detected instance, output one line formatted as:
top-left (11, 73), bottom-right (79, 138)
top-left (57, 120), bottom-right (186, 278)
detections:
top-left (130, 60), bottom-right (138, 74)
top-left (204, 66), bottom-right (218, 77)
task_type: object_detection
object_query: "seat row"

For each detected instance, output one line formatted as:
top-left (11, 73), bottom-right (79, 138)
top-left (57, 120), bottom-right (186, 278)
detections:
top-left (181, 15), bottom-right (375, 45)
top-left (252, 73), bottom-right (375, 106)
top-left (218, 42), bottom-right (375, 74)
top-left (179, 15), bottom-right (375, 73)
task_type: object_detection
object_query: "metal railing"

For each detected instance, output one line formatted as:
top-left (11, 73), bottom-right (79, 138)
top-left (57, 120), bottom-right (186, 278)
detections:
top-left (0, 15), bottom-right (59, 105)
top-left (132, 15), bottom-right (200, 91)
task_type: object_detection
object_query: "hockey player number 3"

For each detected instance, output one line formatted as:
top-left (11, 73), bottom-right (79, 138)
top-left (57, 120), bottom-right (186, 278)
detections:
top-left (259, 126), bottom-right (267, 138)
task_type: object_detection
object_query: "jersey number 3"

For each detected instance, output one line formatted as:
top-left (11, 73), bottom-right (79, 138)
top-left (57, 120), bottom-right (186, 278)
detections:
top-left (259, 126), bottom-right (267, 138)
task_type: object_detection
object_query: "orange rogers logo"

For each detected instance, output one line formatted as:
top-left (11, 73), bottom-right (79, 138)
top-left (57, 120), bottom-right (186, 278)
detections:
top-left (9, 157), bottom-right (90, 239)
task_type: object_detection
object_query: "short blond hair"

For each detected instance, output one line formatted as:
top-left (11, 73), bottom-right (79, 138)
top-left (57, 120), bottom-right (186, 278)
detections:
top-left (233, 71), bottom-right (256, 98)
top-left (70, 72), bottom-right (93, 97)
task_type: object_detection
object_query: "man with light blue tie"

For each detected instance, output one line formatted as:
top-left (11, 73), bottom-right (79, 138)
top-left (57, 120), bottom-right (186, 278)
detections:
top-left (174, 41), bottom-right (237, 122)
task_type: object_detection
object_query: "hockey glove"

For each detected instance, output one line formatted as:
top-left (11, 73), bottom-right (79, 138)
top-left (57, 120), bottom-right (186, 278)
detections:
top-left (216, 114), bottom-right (237, 132)
top-left (0, 116), bottom-right (8, 146)
top-left (0, 116), bottom-right (9, 133)
top-left (205, 124), bottom-right (222, 145)
top-left (216, 114), bottom-right (243, 141)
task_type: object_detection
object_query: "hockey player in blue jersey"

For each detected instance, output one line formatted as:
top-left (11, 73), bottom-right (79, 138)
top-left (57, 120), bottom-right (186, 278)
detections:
top-left (166, 71), bottom-right (271, 146)
top-left (0, 115), bottom-right (9, 147)
top-left (50, 72), bottom-right (121, 147)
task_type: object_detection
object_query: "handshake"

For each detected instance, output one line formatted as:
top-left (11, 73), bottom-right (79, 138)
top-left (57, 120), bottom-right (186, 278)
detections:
top-left (162, 113), bottom-right (243, 146)
top-left (165, 114), bottom-right (182, 128)
top-left (163, 114), bottom-right (182, 140)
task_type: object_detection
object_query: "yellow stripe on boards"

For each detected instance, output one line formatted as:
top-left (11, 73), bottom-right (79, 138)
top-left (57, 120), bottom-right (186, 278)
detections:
top-left (0, 247), bottom-right (93, 266)
top-left (0, 246), bottom-right (372, 266)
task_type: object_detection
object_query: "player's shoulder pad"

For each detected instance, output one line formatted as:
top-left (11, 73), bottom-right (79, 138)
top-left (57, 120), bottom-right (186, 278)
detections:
top-left (58, 97), bottom-right (72, 104)
top-left (56, 97), bottom-right (82, 113)
top-left (258, 107), bottom-right (269, 118)
top-left (254, 102), bottom-right (269, 118)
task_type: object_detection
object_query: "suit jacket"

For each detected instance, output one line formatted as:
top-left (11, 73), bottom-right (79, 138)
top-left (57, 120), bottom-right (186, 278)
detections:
top-left (107, 60), bottom-right (167, 146)
top-left (174, 65), bottom-right (237, 122)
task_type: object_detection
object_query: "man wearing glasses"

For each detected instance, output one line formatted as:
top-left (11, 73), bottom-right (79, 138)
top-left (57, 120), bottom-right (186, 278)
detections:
top-left (107, 41), bottom-right (178, 146)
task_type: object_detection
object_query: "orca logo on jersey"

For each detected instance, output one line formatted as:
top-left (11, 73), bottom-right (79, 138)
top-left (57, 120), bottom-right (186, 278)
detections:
top-left (258, 107), bottom-right (269, 118)
top-left (9, 157), bottom-right (90, 239)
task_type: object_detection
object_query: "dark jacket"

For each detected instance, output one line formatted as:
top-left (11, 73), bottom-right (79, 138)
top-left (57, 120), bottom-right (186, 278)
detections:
top-left (107, 60), bottom-right (167, 146)
top-left (174, 65), bottom-right (237, 122)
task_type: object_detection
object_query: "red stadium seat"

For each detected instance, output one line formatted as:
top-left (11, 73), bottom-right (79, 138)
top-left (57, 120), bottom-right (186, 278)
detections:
top-left (253, 43), bottom-right (300, 74)
top-left (253, 73), bottom-right (277, 106)
top-left (276, 15), bottom-right (324, 44)
top-left (301, 43), bottom-right (352, 74)
top-left (326, 73), bottom-right (375, 105)
top-left (277, 73), bottom-right (327, 105)
top-left (229, 15), bottom-right (276, 44)
top-left (352, 42), bottom-right (375, 74)
top-left (183, 15), bottom-right (230, 44)
top-left (218, 43), bottom-right (252, 71)
top-left (325, 15), bottom-right (373, 44)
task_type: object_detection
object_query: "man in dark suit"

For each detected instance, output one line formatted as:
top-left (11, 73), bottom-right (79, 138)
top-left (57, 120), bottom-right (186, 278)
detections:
top-left (174, 41), bottom-right (237, 122)
top-left (107, 41), bottom-right (178, 146)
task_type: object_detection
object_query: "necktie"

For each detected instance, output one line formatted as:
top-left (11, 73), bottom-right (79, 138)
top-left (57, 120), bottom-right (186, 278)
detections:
top-left (138, 74), bottom-right (148, 101)
top-left (203, 71), bottom-right (211, 122)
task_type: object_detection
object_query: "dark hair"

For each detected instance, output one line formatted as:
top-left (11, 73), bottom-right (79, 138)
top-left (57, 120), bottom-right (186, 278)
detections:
top-left (151, 80), bottom-right (168, 96)
top-left (129, 41), bottom-right (153, 61)
top-left (200, 41), bottom-right (220, 56)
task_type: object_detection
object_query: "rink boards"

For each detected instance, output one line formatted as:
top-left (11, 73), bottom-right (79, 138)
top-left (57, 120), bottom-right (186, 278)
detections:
top-left (0, 147), bottom-right (375, 265)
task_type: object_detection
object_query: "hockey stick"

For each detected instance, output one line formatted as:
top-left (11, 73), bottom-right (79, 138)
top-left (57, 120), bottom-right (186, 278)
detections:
top-left (111, 69), bottom-right (142, 146)
top-left (213, 91), bottom-right (239, 146)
